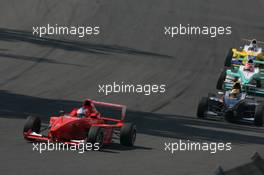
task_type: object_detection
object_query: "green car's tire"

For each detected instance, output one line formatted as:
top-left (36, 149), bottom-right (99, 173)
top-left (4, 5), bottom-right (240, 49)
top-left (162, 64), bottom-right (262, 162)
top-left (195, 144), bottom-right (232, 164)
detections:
top-left (216, 68), bottom-right (226, 90)
top-left (256, 80), bottom-right (262, 88)
top-left (224, 48), bottom-right (233, 67)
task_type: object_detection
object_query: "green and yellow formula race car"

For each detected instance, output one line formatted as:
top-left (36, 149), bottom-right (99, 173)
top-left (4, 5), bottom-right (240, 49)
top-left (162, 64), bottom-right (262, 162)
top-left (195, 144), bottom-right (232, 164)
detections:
top-left (224, 39), bottom-right (264, 67)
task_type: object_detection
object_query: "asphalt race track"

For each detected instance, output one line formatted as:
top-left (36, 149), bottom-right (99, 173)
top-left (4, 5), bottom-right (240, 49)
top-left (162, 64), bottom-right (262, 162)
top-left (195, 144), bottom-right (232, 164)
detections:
top-left (0, 0), bottom-right (264, 174)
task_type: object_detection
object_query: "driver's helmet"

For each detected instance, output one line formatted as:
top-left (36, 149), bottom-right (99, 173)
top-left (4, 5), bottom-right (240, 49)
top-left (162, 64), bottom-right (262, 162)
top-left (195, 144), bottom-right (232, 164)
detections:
top-left (233, 82), bottom-right (241, 90)
top-left (244, 59), bottom-right (254, 71)
top-left (83, 99), bottom-right (92, 107)
top-left (77, 107), bottom-right (87, 118)
top-left (230, 82), bottom-right (241, 98)
top-left (249, 39), bottom-right (258, 51)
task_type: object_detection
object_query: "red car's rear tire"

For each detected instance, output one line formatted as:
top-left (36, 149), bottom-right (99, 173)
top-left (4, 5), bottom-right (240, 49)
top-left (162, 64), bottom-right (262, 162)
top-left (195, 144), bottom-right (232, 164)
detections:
top-left (120, 123), bottom-right (136, 147)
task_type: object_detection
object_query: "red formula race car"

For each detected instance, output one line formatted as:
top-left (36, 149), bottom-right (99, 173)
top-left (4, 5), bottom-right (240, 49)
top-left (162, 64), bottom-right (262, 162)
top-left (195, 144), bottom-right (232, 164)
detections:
top-left (23, 99), bottom-right (136, 150)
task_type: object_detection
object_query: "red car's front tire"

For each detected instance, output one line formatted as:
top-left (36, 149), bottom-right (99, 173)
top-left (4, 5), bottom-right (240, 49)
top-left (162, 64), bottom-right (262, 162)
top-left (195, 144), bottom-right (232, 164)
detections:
top-left (87, 126), bottom-right (104, 150)
top-left (23, 116), bottom-right (41, 133)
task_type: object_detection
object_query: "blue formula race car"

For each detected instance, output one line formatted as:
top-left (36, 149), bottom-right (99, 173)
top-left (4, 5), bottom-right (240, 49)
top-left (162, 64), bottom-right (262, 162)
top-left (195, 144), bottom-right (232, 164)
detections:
top-left (197, 86), bottom-right (264, 126)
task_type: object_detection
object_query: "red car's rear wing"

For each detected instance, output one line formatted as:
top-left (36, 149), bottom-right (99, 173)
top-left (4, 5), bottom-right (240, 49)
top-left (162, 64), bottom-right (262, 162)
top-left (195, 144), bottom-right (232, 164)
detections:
top-left (91, 100), bottom-right (126, 121)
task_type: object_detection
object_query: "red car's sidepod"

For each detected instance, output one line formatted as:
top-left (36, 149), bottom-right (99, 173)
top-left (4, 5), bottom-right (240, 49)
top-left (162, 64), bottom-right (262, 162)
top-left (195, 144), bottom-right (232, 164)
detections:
top-left (48, 116), bottom-right (104, 141)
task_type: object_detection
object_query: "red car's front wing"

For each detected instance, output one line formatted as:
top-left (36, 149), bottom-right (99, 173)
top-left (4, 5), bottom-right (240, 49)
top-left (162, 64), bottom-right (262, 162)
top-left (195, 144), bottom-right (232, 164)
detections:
top-left (23, 131), bottom-right (81, 145)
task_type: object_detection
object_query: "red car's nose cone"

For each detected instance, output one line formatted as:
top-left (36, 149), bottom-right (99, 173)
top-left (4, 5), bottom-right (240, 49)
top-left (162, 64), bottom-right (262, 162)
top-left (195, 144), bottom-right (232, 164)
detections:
top-left (49, 116), bottom-right (89, 141)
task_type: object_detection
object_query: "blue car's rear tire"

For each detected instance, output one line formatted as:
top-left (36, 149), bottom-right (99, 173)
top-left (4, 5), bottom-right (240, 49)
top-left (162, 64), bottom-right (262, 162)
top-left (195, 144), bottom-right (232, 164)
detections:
top-left (254, 104), bottom-right (264, 126)
top-left (197, 97), bottom-right (208, 118)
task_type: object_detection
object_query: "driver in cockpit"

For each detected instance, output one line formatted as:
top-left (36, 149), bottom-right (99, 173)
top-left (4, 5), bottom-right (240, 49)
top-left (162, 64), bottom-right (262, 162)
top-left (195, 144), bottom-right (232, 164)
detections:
top-left (230, 82), bottom-right (241, 99)
top-left (244, 59), bottom-right (255, 72)
top-left (248, 39), bottom-right (258, 52)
